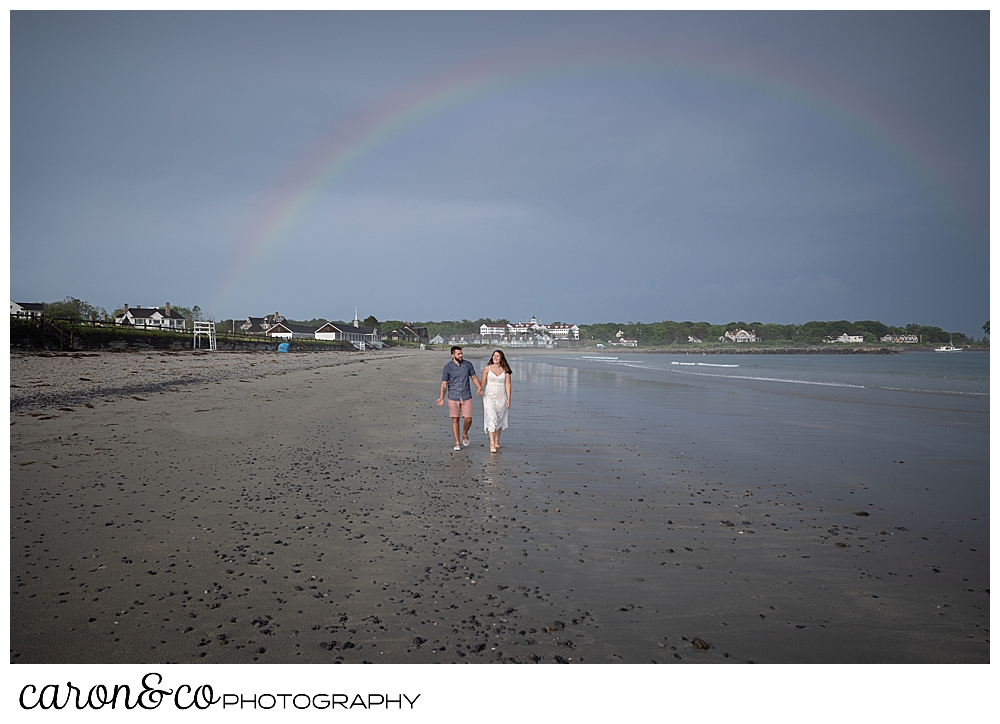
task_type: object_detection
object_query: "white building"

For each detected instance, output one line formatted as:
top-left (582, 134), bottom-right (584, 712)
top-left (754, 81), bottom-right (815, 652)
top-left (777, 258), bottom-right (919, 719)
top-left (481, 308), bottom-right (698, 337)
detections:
top-left (429, 334), bottom-right (446, 345)
top-left (507, 322), bottom-right (537, 337)
top-left (479, 315), bottom-right (577, 345)
top-left (721, 329), bottom-right (757, 343)
top-left (480, 323), bottom-right (507, 338)
top-left (10, 301), bottom-right (43, 319)
top-left (881, 334), bottom-right (919, 343)
top-left (831, 333), bottom-right (864, 343)
top-left (505, 333), bottom-right (553, 348)
top-left (315, 321), bottom-right (382, 348)
top-left (610, 337), bottom-right (638, 347)
top-left (115, 303), bottom-right (186, 331)
top-left (546, 323), bottom-right (580, 340)
top-left (266, 322), bottom-right (317, 339)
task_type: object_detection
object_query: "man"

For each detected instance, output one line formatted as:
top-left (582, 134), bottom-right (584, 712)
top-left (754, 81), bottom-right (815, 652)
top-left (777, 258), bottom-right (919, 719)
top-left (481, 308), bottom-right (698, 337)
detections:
top-left (437, 346), bottom-right (483, 451)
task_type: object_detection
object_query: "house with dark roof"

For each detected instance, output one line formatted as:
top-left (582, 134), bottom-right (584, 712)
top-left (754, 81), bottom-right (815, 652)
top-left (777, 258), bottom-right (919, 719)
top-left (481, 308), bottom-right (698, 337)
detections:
top-left (265, 322), bottom-right (317, 339)
top-left (383, 324), bottom-right (428, 343)
top-left (238, 312), bottom-right (286, 335)
top-left (315, 322), bottom-right (382, 349)
top-left (10, 301), bottom-right (44, 319)
top-left (240, 317), bottom-right (270, 335)
top-left (115, 303), bottom-right (186, 331)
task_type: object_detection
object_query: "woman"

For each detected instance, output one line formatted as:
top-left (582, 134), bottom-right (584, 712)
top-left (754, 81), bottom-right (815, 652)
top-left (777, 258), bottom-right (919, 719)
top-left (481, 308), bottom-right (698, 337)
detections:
top-left (480, 349), bottom-right (512, 453)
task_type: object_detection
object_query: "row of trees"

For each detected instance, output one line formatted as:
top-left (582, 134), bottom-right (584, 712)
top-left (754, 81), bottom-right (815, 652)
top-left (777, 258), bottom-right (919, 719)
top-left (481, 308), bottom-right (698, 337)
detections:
top-left (36, 297), bottom-right (209, 330)
top-left (429, 319), bottom-right (509, 339)
top-left (319, 316), bottom-right (982, 345)
top-left (380, 318), bottom-right (511, 340)
top-left (212, 314), bottom-right (383, 335)
top-left (390, 318), bottom-right (981, 346)
top-left (41, 297), bottom-right (109, 322)
top-left (22, 301), bottom-right (987, 347)
top-left (578, 320), bottom-right (978, 345)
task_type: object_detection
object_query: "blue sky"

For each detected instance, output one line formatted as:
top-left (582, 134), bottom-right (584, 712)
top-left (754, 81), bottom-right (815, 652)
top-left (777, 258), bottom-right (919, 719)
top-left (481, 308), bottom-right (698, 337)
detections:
top-left (10, 11), bottom-right (989, 335)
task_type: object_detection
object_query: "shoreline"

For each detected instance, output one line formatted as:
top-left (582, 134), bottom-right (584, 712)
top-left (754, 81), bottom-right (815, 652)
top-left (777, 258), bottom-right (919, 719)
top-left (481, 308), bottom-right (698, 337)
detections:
top-left (561, 346), bottom-right (904, 355)
top-left (433, 345), bottom-right (989, 355)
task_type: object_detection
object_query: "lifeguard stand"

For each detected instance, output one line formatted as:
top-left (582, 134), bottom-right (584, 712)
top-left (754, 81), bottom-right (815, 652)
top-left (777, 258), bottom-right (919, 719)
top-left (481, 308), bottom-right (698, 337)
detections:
top-left (193, 321), bottom-right (217, 351)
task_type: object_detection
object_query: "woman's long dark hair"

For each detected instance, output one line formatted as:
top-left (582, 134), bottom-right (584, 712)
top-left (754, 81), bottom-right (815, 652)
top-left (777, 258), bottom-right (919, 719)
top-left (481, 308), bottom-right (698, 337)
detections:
top-left (489, 349), bottom-right (512, 375)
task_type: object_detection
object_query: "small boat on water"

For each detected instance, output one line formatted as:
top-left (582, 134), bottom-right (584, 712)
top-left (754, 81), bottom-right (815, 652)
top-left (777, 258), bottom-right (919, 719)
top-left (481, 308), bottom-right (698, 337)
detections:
top-left (934, 344), bottom-right (962, 352)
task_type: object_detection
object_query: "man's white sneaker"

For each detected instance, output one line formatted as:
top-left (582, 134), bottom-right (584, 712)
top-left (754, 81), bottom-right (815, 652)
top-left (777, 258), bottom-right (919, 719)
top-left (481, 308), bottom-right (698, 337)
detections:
top-left (453, 444), bottom-right (461, 451)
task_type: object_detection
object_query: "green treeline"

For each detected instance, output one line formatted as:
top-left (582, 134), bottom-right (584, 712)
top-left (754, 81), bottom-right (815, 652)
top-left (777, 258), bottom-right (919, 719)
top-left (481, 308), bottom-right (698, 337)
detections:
top-left (579, 320), bottom-right (973, 346)
top-left (42, 296), bottom-right (109, 321)
top-left (401, 319), bottom-right (510, 340)
top-left (375, 318), bottom-right (509, 339)
top-left (404, 318), bottom-right (978, 346)
top-left (18, 299), bottom-right (983, 347)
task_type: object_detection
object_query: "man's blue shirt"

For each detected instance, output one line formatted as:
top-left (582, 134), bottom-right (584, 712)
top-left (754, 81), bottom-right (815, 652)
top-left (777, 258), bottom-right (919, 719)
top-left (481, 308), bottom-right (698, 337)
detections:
top-left (442, 359), bottom-right (476, 401)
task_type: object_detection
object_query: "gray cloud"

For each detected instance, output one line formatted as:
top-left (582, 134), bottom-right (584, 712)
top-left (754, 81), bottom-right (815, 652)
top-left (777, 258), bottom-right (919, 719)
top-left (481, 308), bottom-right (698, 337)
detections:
top-left (10, 11), bottom-right (988, 334)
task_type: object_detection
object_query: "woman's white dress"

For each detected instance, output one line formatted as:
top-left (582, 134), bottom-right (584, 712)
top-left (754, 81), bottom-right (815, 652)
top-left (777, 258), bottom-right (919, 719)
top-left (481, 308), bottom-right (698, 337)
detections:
top-left (483, 369), bottom-right (509, 432)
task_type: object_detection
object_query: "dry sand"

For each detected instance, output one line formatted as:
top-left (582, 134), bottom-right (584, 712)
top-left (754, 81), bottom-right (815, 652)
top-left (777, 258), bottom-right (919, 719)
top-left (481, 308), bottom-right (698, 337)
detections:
top-left (9, 348), bottom-right (989, 664)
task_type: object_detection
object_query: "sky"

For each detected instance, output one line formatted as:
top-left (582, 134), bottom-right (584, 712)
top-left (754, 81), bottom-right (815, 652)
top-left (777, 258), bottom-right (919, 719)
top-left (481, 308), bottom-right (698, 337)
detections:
top-left (9, 11), bottom-right (990, 335)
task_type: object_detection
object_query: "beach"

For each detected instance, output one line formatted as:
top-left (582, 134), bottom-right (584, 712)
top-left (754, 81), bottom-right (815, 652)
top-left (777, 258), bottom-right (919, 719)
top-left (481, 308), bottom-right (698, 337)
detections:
top-left (9, 348), bottom-right (989, 664)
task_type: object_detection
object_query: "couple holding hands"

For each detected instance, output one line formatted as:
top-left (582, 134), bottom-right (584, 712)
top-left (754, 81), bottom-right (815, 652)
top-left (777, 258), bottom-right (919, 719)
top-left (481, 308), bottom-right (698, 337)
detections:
top-left (437, 346), bottom-right (511, 453)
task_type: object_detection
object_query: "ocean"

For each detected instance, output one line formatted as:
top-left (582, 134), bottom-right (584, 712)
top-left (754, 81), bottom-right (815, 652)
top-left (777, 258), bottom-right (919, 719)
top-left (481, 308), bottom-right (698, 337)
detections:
top-left (499, 350), bottom-right (989, 521)
top-left (566, 350), bottom-right (989, 397)
top-left (460, 349), bottom-right (988, 661)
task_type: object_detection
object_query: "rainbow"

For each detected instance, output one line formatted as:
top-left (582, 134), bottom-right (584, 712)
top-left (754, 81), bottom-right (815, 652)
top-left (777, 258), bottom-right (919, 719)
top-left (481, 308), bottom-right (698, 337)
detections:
top-left (213, 38), bottom-right (974, 308)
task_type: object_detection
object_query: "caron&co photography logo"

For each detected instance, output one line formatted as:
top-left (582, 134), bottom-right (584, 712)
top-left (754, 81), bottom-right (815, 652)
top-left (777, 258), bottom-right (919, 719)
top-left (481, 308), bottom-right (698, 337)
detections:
top-left (18, 672), bottom-right (421, 711)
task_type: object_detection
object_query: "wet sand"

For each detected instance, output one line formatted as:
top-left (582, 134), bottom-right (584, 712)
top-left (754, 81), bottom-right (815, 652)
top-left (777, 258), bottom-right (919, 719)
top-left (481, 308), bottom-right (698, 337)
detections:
top-left (9, 349), bottom-right (988, 663)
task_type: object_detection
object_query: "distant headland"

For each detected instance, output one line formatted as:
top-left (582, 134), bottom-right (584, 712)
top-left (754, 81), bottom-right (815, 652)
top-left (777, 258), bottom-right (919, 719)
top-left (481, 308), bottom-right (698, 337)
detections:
top-left (414, 317), bottom-right (988, 351)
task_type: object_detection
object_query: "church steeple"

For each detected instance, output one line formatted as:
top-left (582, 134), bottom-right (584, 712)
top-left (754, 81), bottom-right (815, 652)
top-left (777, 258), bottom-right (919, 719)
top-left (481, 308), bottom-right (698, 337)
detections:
top-left (353, 307), bottom-right (360, 328)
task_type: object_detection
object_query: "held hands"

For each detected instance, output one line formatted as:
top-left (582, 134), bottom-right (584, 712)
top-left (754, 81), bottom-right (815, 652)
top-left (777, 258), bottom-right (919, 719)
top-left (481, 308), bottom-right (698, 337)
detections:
top-left (477, 387), bottom-right (483, 396)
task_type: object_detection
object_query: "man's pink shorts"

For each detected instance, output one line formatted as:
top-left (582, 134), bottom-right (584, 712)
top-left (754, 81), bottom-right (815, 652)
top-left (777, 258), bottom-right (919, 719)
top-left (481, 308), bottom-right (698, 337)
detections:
top-left (447, 398), bottom-right (474, 418)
